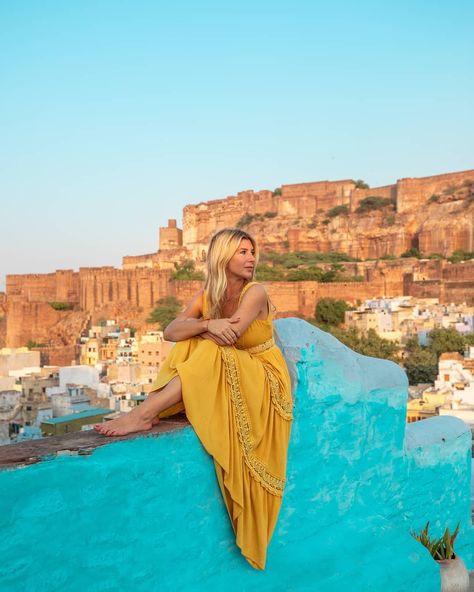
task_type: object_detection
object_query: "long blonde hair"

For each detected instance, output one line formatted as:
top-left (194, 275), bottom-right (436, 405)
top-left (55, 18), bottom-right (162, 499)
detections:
top-left (205, 228), bottom-right (259, 319)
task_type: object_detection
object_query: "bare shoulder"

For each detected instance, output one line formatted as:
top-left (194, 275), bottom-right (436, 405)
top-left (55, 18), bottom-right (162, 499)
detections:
top-left (241, 283), bottom-right (268, 305)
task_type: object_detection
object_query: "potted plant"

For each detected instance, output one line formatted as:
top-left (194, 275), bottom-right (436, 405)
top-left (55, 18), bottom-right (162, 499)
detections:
top-left (410, 521), bottom-right (470, 592)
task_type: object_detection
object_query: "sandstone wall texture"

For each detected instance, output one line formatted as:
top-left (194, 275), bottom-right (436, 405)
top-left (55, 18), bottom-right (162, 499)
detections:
top-left (396, 169), bottom-right (473, 213)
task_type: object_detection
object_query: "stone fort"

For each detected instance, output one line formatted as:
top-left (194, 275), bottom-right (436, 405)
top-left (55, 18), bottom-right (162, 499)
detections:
top-left (2, 168), bottom-right (474, 361)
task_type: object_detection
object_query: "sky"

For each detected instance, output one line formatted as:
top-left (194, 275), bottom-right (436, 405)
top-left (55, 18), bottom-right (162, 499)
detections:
top-left (1, 0), bottom-right (473, 290)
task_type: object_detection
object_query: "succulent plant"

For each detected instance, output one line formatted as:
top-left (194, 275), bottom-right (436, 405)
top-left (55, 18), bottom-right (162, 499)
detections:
top-left (410, 521), bottom-right (461, 561)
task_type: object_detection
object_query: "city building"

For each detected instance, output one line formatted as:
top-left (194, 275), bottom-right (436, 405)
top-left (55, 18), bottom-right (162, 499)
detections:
top-left (40, 407), bottom-right (113, 436)
top-left (138, 331), bottom-right (174, 386)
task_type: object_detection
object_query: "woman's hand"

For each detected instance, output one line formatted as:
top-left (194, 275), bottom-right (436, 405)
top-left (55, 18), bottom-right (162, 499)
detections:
top-left (207, 317), bottom-right (241, 345)
top-left (200, 331), bottom-right (227, 346)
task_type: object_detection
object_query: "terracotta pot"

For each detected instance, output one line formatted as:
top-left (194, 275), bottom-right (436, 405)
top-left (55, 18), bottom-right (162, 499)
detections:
top-left (436, 556), bottom-right (470, 592)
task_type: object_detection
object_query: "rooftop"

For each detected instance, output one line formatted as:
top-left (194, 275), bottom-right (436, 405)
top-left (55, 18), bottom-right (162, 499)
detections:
top-left (41, 407), bottom-right (114, 425)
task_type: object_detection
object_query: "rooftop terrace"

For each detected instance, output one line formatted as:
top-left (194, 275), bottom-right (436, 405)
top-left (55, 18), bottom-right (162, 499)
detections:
top-left (1, 318), bottom-right (473, 591)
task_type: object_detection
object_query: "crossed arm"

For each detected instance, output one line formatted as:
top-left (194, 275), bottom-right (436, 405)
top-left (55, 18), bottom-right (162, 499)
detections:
top-left (163, 284), bottom-right (268, 345)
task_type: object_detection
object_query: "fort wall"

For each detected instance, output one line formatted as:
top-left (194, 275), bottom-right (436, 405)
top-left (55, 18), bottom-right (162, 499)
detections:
top-left (6, 299), bottom-right (65, 348)
top-left (397, 169), bottom-right (474, 213)
top-left (6, 270), bottom-right (79, 303)
top-left (279, 180), bottom-right (355, 217)
top-left (349, 184), bottom-right (396, 211)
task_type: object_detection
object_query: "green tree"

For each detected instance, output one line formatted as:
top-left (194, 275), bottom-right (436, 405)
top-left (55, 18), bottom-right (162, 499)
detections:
top-left (464, 333), bottom-right (474, 346)
top-left (171, 260), bottom-right (205, 281)
top-left (405, 335), bottom-right (420, 352)
top-left (403, 348), bottom-right (438, 385)
top-left (355, 196), bottom-right (392, 214)
top-left (326, 326), bottom-right (399, 361)
top-left (255, 265), bottom-right (285, 281)
top-left (146, 296), bottom-right (182, 329)
top-left (286, 267), bottom-right (324, 281)
top-left (327, 204), bottom-right (349, 218)
top-left (401, 247), bottom-right (421, 258)
top-left (448, 249), bottom-right (474, 263)
top-left (48, 301), bottom-right (73, 311)
top-left (26, 340), bottom-right (46, 349)
top-left (354, 179), bottom-right (369, 189)
top-left (427, 328), bottom-right (466, 358)
top-left (315, 298), bottom-right (351, 327)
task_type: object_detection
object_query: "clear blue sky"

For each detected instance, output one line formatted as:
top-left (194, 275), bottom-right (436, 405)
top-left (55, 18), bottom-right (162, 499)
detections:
top-left (1, 0), bottom-right (473, 290)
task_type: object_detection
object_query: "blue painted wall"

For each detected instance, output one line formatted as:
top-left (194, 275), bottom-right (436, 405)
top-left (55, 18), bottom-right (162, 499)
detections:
top-left (0, 319), bottom-right (472, 591)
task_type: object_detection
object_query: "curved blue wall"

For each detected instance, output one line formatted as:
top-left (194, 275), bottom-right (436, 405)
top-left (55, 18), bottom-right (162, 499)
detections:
top-left (0, 318), bottom-right (472, 591)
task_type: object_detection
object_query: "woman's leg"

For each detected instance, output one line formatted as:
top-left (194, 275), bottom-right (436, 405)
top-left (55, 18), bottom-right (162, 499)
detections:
top-left (94, 376), bottom-right (182, 437)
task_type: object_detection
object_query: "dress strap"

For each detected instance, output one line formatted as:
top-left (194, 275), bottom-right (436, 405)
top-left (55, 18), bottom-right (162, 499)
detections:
top-left (202, 290), bottom-right (209, 318)
top-left (238, 281), bottom-right (259, 304)
top-left (238, 282), bottom-right (273, 320)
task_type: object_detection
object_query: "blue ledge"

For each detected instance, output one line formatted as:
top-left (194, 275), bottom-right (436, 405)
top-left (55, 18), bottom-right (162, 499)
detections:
top-left (0, 318), bottom-right (472, 592)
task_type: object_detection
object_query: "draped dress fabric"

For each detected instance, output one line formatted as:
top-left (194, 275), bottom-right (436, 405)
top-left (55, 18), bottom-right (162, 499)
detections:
top-left (151, 282), bottom-right (293, 569)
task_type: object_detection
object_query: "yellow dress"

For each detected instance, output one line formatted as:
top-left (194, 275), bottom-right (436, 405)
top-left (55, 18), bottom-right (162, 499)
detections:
top-left (151, 282), bottom-right (293, 569)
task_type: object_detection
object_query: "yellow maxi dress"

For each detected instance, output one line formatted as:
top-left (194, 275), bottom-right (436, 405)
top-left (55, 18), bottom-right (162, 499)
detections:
top-left (151, 282), bottom-right (293, 570)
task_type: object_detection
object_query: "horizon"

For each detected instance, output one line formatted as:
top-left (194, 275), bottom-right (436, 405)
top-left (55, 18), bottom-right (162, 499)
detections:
top-left (1, 0), bottom-right (473, 290)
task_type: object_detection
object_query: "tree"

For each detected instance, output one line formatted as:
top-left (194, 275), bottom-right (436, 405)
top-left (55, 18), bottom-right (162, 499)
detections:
top-left (26, 340), bottom-right (46, 349)
top-left (355, 196), bottom-right (392, 214)
top-left (401, 247), bottom-right (421, 258)
top-left (255, 265), bottom-right (285, 281)
top-left (427, 328), bottom-right (466, 359)
top-left (328, 327), bottom-right (399, 361)
top-left (171, 260), bottom-right (205, 281)
top-left (354, 179), bottom-right (369, 189)
top-left (405, 335), bottom-right (420, 353)
top-left (464, 333), bottom-right (474, 347)
top-left (286, 267), bottom-right (324, 281)
top-left (315, 298), bottom-right (351, 327)
top-left (146, 296), bottom-right (182, 329)
top-left (403, 348), bottom-right (438, 385)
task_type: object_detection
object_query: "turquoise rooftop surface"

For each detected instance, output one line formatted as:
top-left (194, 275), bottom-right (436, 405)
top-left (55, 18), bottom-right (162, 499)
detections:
top-left (0, 318), bottom-right (472, 591)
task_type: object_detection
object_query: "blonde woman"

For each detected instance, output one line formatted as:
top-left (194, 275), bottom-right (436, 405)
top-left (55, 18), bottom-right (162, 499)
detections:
top-left (95, 228), bottom-right (293, 570)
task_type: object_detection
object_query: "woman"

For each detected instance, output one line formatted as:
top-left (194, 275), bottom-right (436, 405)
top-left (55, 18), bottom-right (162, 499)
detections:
top-left (95, 228), bottom-right (293, 570)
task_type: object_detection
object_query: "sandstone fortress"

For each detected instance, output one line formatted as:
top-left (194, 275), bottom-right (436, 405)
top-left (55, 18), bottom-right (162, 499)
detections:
top-left (2, 168), bottom-right (473, 362)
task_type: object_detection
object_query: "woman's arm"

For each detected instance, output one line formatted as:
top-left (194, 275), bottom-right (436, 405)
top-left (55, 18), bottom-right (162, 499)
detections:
top-left (163, 290), bottom-right (241, 345)
top-left (163, 291), bottom-right (208, 342)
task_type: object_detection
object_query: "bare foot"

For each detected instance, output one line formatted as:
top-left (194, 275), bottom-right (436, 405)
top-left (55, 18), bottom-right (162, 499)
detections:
top-left (94, 412), bottom-right (154, 437)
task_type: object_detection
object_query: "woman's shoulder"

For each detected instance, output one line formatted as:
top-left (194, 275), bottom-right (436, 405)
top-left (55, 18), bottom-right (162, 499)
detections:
top-left (239, 282), bottom-right (268, 303)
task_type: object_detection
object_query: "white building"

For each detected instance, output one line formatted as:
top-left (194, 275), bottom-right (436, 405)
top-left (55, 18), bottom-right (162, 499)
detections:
top-left (51, 385), bottom-right (91, 417)
top-left (434, 350), bottom-right (474, 406)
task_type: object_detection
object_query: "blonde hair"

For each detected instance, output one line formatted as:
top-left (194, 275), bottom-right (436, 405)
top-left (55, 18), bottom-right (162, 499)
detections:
top-left (205, 228), bottom-right (259, 319)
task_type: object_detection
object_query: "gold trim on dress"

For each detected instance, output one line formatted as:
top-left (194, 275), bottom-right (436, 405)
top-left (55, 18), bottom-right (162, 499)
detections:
top-left (221, 346), bottom-right (287, 497)
top-left (264, 366), bottom-right (293, 420)
top-left (241, 338), bottom-right (275, 354)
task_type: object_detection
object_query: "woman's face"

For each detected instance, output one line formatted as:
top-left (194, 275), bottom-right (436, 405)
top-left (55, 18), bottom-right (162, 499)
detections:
top-left (226, 238), bottom-right (256, 280)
